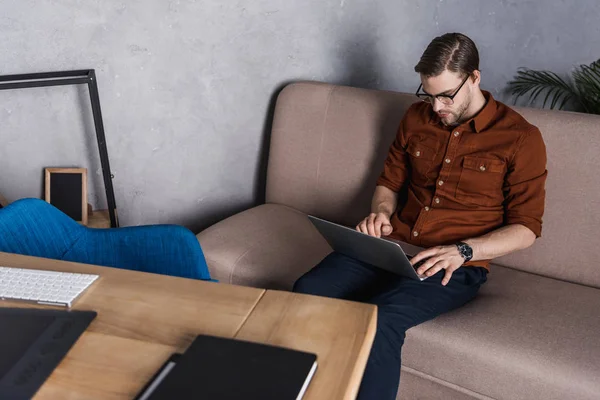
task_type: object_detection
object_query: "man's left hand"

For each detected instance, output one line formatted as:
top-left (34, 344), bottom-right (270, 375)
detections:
top-left (410, 245), bottom-right (466, 286)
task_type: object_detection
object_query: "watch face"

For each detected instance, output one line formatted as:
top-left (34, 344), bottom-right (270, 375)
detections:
top-left (465, 247), bottom-right (473, 259)
top-left (458, 243), bottom-right (473, 261)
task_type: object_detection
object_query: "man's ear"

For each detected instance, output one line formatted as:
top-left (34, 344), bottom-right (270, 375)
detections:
top-left (471, 70), bottom-right (481, 87)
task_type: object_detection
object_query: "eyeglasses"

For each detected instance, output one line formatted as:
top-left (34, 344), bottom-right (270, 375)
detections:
top-left (415, 75), bottom-right (470, 106)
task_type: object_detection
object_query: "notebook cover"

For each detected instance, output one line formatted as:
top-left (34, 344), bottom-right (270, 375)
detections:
top-left (143, 334), bottom-right (317, 400)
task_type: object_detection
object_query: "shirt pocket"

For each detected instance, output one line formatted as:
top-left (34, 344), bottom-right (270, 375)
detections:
top-left (406, 137), bottom-right (438, 186)
top-left (455, 156), bottom-right (506, 206)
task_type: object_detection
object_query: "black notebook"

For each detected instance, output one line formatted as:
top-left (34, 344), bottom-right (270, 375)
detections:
top-left (136, 335), bottom-right (318, 400)
top-left (0, 308), bottom-right (96, 400)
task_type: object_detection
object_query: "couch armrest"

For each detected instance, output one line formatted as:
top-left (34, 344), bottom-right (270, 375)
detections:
top-left (196, 204), bottom-right (332, 289)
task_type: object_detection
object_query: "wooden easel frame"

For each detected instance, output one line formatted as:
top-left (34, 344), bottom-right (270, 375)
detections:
top-left (45, 168), bottom-right (88, 225)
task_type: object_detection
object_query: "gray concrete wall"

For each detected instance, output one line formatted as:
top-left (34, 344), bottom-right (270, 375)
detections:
top-left (1, 0), bottom-right (598, 231)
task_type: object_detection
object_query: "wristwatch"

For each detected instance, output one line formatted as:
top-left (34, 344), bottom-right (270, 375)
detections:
top-left (456, 242), bottom-right (473, 263)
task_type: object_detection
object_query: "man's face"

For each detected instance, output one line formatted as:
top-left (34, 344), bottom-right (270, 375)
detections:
top-left (420, 70), bottom-right (475, 126)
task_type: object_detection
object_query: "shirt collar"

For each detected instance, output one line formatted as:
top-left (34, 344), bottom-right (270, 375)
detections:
top-left (428, 90), bottom-right (496, 133)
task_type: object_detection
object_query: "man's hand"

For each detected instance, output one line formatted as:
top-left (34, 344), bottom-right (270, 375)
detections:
top-left (356, 212), bottom-right (393, 238)
top-left (410, 245), bottom-right (465, 286)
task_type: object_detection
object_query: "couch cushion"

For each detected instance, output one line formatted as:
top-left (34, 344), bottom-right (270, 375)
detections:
top-left (266, 82), bottom-right (415, 228)
top-left (196, 204), bottom-right (332, 289)
top-left (403, 265), bottom-right (600, 400)
top-left (494, 108), bottom-right (600, 288)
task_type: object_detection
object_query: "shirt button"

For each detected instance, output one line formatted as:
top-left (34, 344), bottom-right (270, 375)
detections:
top-left (413, 231), bottom-right (419, 237)
top-left (434, 197), bottom-right (440, 204)
top-left (438, 180), bottom-right (444, 186)
top-left (445, 158), bottom-right (451, 164)
top-left (454, 131), bottom-right (460, 137)
top-left (479, 165), bottom-right (486, 171)
top-left (425, 206), bottom-right (430, 211)
top-left (415, 151), bottom-right (421, 157)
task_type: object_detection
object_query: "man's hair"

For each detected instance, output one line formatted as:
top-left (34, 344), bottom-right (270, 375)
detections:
top-left (414, 33), bottom-right (479, 78)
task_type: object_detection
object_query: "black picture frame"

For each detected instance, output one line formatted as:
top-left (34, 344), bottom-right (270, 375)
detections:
top-left (0, 70), bottom-right (119, 227)
top-left (45, 167), bottom-right (88, 225)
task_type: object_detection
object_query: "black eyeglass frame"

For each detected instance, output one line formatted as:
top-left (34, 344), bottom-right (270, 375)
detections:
top-left (415, 74), bottom-right (471, 105)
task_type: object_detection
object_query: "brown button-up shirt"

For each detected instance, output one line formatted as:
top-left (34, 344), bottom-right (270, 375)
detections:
top-left (376, 91), bottom-right (547, 271)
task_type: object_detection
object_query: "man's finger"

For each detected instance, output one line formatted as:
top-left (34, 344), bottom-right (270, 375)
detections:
top-left (372, 216), bottom-right (384, 237)
top-left (357, 219), bottom-right (367, 233)
top-left (355, 221), bottom-right (362, 232)
top-left (362, 214), bottom-right (374, 235)
top-left (442, 268), bottom-right (456, 286)
top-left (381, 224), bottom-right (392, 236)
top-left (374, 221), bottom-right (383, 238)
top-left (419, 258), bottom-right (445, 276)
top-left (374, 216), bottom-right (389, 238)
top-left (425, 261), bottom-right (447, 277)
top-left (366, 218), bottom-right (376, 237)
top-left (416, 256), bottom-right (443, 275)
top-left (411, 247), bottom-right (439, 266)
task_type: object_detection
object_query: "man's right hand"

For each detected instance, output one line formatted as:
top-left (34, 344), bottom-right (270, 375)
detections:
top-left (356, 212), bottom-right (393, 238)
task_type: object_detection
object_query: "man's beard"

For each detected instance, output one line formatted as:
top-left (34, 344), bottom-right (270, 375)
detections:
top-left (441, 95), bottom-right (471, 126)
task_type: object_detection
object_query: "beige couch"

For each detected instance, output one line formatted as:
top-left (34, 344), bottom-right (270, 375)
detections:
top-left (197, 82), bottom-right (600, 400)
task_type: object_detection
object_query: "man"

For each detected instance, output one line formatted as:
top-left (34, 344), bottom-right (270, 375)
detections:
top-left (293, 32), bottom-right (547, 399)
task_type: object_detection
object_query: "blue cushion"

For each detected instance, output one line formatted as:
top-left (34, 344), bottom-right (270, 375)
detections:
top-left (0, 198), bottom-right (212, 281)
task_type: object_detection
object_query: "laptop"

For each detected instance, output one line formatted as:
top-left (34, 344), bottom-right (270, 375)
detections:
top-left (308, 215), bottom-right (428, 281)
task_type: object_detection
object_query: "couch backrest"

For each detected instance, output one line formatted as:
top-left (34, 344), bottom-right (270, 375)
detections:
top-left (266, 82), bottom-right (600, 288)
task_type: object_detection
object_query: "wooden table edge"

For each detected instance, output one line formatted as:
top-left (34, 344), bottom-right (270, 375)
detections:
top-left (342, 304), bottom-right (377, 400)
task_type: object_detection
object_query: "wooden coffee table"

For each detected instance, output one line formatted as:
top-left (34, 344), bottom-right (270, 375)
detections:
top-left (0, 252), bottom-right (377, 400)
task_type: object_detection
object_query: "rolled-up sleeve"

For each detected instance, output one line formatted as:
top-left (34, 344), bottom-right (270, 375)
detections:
top-left (503, 127), bottom-right (547, 237)
top-left (376, 119), bottom-right (409, 193)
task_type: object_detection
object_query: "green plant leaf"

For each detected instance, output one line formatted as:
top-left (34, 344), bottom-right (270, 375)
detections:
top-left (508, 59), bottom-right (600, 115)
top-left (572, 59), bottom-right (600, 114)
top-left (507, 68), bottom-right (579, 111)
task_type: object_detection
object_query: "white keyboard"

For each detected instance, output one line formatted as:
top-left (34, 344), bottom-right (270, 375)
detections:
top-left (0, 266), bottom-right (99, 308)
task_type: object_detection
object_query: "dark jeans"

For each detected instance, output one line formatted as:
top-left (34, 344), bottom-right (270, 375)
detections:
top-left (292, 252), bottom-right (488, 400)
